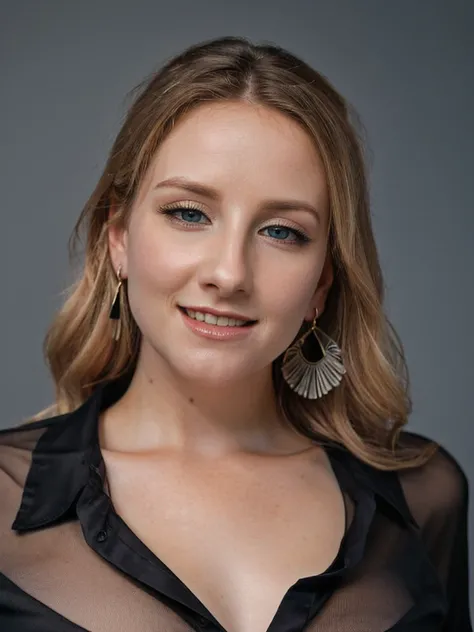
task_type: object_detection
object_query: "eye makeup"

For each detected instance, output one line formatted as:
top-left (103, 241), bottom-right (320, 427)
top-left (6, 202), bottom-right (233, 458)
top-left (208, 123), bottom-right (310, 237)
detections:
top-left (157, 201), bottom-right (312, 246)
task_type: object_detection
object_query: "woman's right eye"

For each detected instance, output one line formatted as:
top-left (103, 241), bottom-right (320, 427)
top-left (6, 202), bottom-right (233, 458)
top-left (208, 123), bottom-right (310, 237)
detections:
top-left (158, 205), bottom-right (210, 225)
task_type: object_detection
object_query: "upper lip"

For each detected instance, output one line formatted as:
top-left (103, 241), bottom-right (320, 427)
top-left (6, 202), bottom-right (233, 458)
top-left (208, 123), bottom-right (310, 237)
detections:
top-left (180, 305), bottom-right (257, 321)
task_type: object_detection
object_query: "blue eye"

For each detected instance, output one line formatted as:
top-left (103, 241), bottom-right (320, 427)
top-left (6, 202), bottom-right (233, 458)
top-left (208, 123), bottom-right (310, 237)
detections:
top-left (166, 208), bottom-right (205, 224)
top-left (159, 205), bottom-right (310, 245)
top-left (263, 226), bottom-right (301, 242)
top-left (160, 207), bottom-right (209, 224)
top-left (263, 225), bottom-right (310, 244)
top-left (178, 209), bottom-right (205, 223)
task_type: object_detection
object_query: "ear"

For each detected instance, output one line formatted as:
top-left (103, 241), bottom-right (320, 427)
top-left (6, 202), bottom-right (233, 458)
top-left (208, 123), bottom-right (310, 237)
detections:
top-left (107, 202), bottom-right (129, 278)
top-left (305, 249), bottom-right (334, 321)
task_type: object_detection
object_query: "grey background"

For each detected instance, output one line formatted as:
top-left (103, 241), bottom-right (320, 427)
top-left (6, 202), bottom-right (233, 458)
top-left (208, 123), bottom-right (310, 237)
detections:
top-left (1, 0), bottom-right (473, 606)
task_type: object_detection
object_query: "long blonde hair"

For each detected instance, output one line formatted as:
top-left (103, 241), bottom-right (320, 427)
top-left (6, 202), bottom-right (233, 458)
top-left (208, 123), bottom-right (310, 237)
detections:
top-left (33, 36), bottom-right (437, 470)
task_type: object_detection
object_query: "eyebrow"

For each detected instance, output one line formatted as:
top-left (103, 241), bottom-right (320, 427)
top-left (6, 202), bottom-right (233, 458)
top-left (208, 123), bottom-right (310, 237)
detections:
top-left (153, 176), bottom-right (321, 224)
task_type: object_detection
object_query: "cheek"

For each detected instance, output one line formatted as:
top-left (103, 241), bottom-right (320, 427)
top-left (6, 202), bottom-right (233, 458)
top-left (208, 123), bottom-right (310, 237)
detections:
top-left (126, 227), bottom-right (191, 294)
top-left (264, 263), bottom-right (319, 320)
top-left (257, 261), bottom-right (320, 356)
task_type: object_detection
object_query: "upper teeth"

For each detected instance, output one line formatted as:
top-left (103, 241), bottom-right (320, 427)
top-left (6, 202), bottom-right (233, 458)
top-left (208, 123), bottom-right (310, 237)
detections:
top-left (184, 309), bottom-right (249, 327)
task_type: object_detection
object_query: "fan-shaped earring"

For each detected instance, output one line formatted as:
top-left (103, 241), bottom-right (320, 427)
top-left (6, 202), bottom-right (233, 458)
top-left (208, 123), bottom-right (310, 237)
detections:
top-left (109, 265), bottom-right (123, 341)
top-left (281, 309), bottom-right (346, 399)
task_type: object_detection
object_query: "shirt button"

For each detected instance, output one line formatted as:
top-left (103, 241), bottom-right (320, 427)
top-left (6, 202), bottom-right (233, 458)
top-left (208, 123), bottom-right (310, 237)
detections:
top-left (96, 529), bottom-right (108, 543)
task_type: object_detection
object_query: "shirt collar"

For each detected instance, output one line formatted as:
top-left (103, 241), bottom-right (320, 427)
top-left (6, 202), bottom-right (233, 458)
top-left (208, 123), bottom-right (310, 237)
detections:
top-left (11, 372), bottom-right (132, 532)
top-left (340, 449), bottom-right (420, 530)
top-left (11, 374), bottom-right (419, 533)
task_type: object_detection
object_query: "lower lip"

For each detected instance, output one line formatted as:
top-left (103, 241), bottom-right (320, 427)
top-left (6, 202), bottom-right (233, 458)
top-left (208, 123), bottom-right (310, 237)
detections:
top-left (179, 308), bottom-right (256, 340)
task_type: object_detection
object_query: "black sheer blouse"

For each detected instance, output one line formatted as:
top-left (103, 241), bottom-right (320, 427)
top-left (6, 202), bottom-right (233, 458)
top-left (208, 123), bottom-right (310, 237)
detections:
top-left (0, 376), bottom-right (471, 631)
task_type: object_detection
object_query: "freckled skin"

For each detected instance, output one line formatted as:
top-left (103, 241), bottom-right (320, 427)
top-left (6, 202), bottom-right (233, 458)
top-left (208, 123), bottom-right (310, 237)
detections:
top-left (106, 100), bottom-right (333, 455)
top-left (113, 101), bottom-right (331, 382)
top-left (100, 102), bottom-right (344, 632)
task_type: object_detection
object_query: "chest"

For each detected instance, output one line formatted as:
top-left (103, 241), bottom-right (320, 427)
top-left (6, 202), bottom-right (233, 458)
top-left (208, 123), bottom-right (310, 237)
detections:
top-left (101, 448), bottom-right (346, 632)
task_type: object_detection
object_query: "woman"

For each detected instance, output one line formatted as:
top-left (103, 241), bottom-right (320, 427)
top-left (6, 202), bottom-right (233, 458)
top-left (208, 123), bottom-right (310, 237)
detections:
top-left (0, 36), bottom-right (471, 632)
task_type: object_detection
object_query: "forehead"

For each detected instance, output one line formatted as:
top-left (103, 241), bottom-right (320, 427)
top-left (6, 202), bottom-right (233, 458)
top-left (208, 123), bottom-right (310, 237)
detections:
top-left (141, 101), bottom-right (328, 209)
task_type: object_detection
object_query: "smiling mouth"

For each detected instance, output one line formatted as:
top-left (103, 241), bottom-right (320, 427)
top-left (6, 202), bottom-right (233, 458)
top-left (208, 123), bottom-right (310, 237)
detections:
top-left (178, 306), bottom-right (257, 327)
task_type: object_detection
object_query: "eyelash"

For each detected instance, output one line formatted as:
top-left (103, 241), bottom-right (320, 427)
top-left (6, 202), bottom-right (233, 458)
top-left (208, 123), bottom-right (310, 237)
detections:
top-left (157, 203), bottom-right (311, 246)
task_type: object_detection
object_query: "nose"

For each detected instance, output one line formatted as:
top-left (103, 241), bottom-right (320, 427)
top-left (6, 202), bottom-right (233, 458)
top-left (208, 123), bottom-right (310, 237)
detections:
top-left (198, 229), bottom-right (253, 297)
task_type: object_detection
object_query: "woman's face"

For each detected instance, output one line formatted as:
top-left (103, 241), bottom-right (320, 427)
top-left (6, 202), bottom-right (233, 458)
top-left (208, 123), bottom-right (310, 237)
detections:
top-left (109, 101), bottom-right (332, 385)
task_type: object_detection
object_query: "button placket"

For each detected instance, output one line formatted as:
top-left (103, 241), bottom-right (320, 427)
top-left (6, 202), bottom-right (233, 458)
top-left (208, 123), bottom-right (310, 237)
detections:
top-left (96, 529), bottom-right (108, 543)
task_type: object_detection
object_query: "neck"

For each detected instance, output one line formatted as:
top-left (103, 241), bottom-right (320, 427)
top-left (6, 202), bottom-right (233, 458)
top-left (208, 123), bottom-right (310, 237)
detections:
top-left (100, 346), bottom-right (307, 459)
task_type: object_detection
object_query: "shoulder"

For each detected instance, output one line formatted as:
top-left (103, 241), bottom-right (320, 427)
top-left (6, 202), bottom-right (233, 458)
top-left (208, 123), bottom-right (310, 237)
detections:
top-left (0, 413), bottom-right (67, 464)
top-left (395, 430), bottom-right (469, 528)
top-left (0, 417), bottom-right (63, 525)
top-left (0, 415), bottom-right (61, 460)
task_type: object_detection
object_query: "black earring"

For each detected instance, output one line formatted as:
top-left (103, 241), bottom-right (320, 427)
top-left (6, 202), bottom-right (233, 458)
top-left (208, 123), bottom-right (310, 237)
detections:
top-left (109, 265), bottom-right (123, 340)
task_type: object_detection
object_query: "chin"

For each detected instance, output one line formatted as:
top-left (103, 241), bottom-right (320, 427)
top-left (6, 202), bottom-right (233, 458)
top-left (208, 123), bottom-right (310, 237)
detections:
top-left (144, 338), bottom-right (271, 385)
top-left (179, 364), bottom-right (244, 386)
top-left (166, 355), bottom-right (252, 386)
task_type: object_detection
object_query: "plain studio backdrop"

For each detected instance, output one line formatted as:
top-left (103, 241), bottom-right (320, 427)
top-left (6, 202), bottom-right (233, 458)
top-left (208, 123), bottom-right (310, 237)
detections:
top-left (1, 0), bottom-right (473, 608)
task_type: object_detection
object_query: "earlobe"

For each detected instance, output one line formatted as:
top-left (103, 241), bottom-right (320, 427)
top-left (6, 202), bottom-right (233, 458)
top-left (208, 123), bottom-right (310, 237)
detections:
top-left (107, 206), bottom-right (128, 277)
top-left (306, 253), bottom-right (334, 321)
top-left (320, 254), bottom-right (334, 298)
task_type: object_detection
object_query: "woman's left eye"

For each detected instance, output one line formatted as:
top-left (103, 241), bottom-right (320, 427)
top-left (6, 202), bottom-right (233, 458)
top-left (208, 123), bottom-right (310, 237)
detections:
top-left (261, 225), bottom-right (310, 244)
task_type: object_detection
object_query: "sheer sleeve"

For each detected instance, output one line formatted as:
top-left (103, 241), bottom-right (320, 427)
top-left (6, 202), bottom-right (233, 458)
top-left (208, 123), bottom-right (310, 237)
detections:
top-left (398, 433), bottom-right (472, 630)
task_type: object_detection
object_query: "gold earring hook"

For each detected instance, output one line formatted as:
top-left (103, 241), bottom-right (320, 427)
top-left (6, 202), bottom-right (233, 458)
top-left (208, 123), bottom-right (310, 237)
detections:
top-left (312, 308), bottom-right (319, 330)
